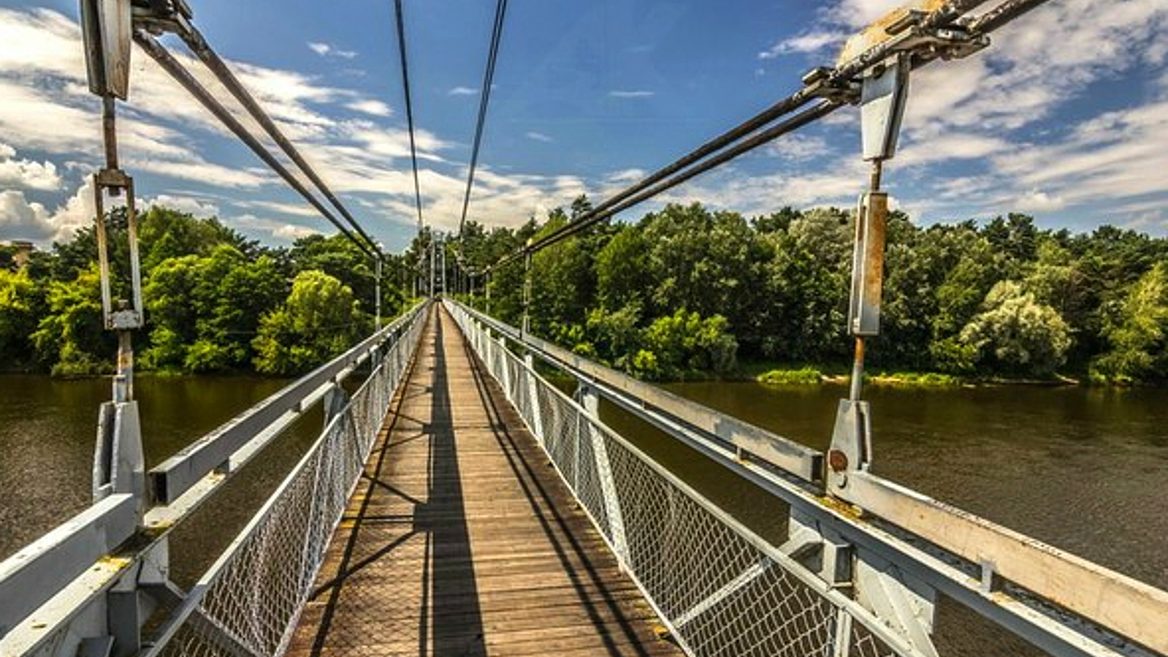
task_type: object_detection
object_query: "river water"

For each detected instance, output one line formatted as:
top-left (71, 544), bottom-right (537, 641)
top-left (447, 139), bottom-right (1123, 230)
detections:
top-left (2, 374), bottom-right (1165, 649)
top-left (0, 374), bottom-right (323, 584)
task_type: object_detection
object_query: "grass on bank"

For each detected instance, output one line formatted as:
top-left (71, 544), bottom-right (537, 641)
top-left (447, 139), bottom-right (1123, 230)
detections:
top-left (755, 365), bottom-right (965, 388)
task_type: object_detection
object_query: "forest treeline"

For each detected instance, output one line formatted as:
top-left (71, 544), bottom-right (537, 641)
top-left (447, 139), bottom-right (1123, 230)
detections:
top-left (0, 207), bottom-right (414, 376)
top-left (1, 198), bottom-right (1166, 383)
top-left (458, 198), bottom-right (1168, 385)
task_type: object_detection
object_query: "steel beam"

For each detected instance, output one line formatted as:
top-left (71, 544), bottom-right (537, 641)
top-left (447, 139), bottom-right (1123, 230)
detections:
top-left (0, 494), bottom-right (136, 636)
top-left (843, 471), bottom-right (1168, 655)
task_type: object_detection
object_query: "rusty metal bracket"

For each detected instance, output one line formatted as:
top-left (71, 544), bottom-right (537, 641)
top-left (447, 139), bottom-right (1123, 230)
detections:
top-left (93, 169), bottom-right (144, 331)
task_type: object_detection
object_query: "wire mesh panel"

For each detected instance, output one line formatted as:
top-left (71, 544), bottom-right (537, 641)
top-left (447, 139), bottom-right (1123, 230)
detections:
top-left (155, 307), bottom-right (427, 657)
top-left (444, 301), bottom-right (904, 657)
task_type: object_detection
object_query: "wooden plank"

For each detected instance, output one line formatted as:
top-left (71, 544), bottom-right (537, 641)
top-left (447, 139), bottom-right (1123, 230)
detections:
top-left (287, 306), bottom-right (683, 657)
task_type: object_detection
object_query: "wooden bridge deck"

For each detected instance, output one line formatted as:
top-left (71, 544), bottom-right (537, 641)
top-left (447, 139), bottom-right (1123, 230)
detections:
top-left (287, 306), bottom-right (684, 657)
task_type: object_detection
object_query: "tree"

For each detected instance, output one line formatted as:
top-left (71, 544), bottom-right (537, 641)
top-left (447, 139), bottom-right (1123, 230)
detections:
top-left (758, 208), bottom-right (851, 362)
top-left (595, 226), bottom-right (648, 311)
top-left (0, 268), bottom-right (40, 367)
top-left (31, 266), bottom-right (113, 375)
top-left (959, 281), bottom-right (1071, 377)
top-left (142, 255), bottom-right (204, 370)
top-left (252, 270), bottom-right (368, 375)
top-left (641, 309), bottom-right (738, 379)
top-left (584, 303), bottom-right (644, 368)
top-left (290, 234), bottom-right (379, 314)
top-left (641, 203), bottom-right (767, 343)
top-left (529, 210), bottom-right (598, 342)
top-left (1091, 263), bottom-right (1168, 383)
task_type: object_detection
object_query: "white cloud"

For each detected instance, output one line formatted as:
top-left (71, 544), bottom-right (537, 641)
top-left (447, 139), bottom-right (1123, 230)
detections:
top-left (608, 90), bottom-right (655, 99)
top-left (605, 168), bottom-right (646, 185)
top-left (234, 214), bottom-right (322, 242)
top-left (738, 0), bottom-right (1168, 229)
top-left (767, 134), bottom-right (830, 162)
top-left (448, 86), bottom-right (478, 96)
top-left (0, 181), bottom-right (95, 244)
top-left (346, 99), bottom-right (394, 117)
top-left (758, 30), bottom-right (844, 59)
top-left (143, 194), bottom-right (220, 218)
top-left (236, 199), bottom-right (320, 218)
top-left (307, 42), bottom-right (357, 59)
top-left (525, 131), bottom-right (553, 143)
top-left (1013, 189), bottom-right (1067, 213)
top-left (0, 143), bottom-right (62, 191)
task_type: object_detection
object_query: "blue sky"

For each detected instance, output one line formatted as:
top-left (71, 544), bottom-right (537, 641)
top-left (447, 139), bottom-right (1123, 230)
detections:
top-left (1, 0), bottom-right (1166, 252)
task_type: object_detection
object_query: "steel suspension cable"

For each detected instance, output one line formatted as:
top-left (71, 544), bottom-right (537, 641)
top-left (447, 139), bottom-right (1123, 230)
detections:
top-left (134, 31), bottom-right (377, 260)
top-left (393, 0), bottom-right (426, 234)
top-left (173, 25), bottom-right (382, 258)
top-left (488, 0), bottom-right (1046, 271)
top-left (507, 100), bottom-right (843, 257)
top-left (456, 0), bottom-right (509, 237)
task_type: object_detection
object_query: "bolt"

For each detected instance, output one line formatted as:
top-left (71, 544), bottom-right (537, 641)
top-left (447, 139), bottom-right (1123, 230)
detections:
top-left (828, 449), bottom-right (849, 473)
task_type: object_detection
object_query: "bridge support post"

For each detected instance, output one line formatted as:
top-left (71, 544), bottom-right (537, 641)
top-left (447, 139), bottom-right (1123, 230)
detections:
top-left (75, 6), bottom-right (177, 656)
top-left (523, 353), bottom-right (544, 443)
top-left (829, 54), bottom-right (909, 495)
top-left (521, 248), bottom-right (532, 338)
top-left (324, 382), bottom-right (350, 431)
top-left (375, 253), bottom-right (382, 330)
top-left (576, 384), bottom-right (629, 564)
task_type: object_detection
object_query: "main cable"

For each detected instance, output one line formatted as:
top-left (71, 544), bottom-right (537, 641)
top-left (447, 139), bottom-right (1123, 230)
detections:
top-left (487, 0), bottom-right (1045, 271)
top-left (393, 0), bottom-right (426, 235)
top-left (174, 24), bottom-right (382, 258)
top-left (456, 0), bottom-right (509, 238)
top-left (494, 99), bottom-right (842, 265)
top-left (135, 31), bottom-right (376, 260)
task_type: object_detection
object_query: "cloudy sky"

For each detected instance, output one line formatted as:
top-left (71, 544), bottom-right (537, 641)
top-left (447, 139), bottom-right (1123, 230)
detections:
top-left (0, 0), bottom-right (1166, 251)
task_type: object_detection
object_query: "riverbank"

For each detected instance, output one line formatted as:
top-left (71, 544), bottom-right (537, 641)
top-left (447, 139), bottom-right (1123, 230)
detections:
top-left (752, 365), bottom-right (1090, 388)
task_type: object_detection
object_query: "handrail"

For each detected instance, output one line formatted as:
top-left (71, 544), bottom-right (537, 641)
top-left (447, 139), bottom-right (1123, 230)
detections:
top-left (0, 301), bottom-right (428, 651)
top-left (456, 301), bottom-right (824, 482)
top-left (150, 300), bottom-right (426, 504)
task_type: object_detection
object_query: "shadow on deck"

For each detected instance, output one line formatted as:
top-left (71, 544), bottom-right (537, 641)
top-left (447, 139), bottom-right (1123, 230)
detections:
top-left (287, 306), bottom-right (683, 657)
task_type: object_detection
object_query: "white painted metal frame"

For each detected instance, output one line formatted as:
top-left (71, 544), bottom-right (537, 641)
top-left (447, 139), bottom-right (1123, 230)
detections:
top-left (447, 299), bottom-right (1167, 657)
top-left (0, 302), bottom-right (428, 657)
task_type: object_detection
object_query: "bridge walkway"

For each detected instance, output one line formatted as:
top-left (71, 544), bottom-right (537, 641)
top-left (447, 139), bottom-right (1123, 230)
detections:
top-left (287, 306), bottom-right (684, 657)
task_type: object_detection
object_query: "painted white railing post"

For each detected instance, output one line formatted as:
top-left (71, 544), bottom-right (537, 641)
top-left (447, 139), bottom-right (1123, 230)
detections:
top-left (579, 384), bottom-right (628, 564)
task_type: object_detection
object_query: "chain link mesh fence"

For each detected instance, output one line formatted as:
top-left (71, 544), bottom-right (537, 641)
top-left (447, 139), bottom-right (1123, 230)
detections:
top-left (446, 301), bottom-right (909, 657)
top-left (154, 305), bottom-right (427, 657)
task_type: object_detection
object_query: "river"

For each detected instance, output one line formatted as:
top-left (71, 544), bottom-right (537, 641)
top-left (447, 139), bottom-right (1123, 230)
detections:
top-left (0, 374), bottom-right (323, 584)
top-left (2, 374), bottom-right (1165, 649)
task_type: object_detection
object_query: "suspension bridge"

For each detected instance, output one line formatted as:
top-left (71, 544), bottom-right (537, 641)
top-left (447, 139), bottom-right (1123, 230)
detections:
top-left (2, 1), bottom-right (1166, 657)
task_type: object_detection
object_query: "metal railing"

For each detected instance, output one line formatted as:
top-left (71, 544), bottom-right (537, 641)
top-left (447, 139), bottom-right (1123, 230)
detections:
top-left (151, 304), bottom-right (427, 657)
top-left (0, 301), bottom-right (428, 657)
top-left (444, 298), bottom-right (1168, 657)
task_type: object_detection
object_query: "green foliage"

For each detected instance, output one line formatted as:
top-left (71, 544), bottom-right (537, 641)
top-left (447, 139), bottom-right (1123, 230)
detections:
top-left (31, 266), bottom-right (112, 375)
top-left (11, 196), bottom-right (1168, 386)
top-left (252, 271), bottom-right (368, 376)
top-left (0, 268), bottom-right (40, 367)
top-left (1091, 263), bottom-right (1168, 383)
top-left (595, 226), bottom-right (648, 311)
top-left (13, 203), bottom-right (412, 377)
top-left (446, 200), bottom-right (1166, 384)
top-left (758, 367), bottom-right (823, 385)
top-left (869, 371), bottom-right (962, 387)
top-left (642, 309), bottom-right (738, 379)
top-left (958, 281), bottom-right (1071, 377)
top-left (584, 303), bottom-right (644, 367)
